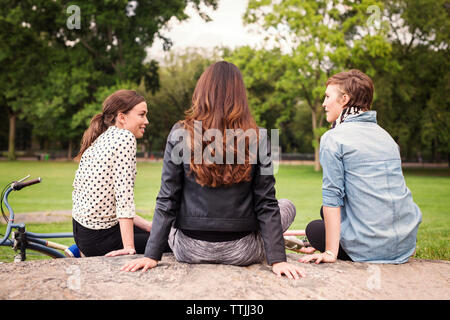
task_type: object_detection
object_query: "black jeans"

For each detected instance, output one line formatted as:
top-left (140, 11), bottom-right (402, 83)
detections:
top-left (72, 218), bottom-right (151, 257)
top-left (305, 207), bottom-right (352, 261)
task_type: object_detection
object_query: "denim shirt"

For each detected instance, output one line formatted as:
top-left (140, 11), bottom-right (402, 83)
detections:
top-left (320, 111), bottom-right (422, 263)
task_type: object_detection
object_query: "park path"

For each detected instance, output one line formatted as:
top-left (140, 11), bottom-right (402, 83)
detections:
top-left (0, 210), bottom-right (73, 224)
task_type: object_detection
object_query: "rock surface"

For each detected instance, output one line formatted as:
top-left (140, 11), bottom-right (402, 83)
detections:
top-left (0, 253), bottom-right (448, 300)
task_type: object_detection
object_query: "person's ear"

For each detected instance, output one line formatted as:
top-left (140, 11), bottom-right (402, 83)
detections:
top-left (116, 112), bottom-right (127, 127)
top-left (341, 93), bottom-right (350, 107)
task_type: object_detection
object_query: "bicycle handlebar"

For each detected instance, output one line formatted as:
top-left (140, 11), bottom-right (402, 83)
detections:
top-left (0, 187), bottom-right (15, 245)
top-left (12, 178), bottom-right (41, 191)
top-left (0, 177), bottom-right (41, 245)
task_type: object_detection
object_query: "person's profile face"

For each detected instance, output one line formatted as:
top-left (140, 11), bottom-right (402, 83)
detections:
top-left (117, 102), bottom-right (149, 138)
top-left (322, 85), bottom-right (347, 123)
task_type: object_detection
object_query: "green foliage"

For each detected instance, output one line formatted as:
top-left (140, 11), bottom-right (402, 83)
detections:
top-left (227, 0), bottom-right (448, 162)
top-left (140, 48), bottom-right (218, 151)
top-left (225, 46), bottom-right (292, 129)
top-left (0, 0), bottom-right (62, 159)
top-left (0, 1), bottom-right (60, 108)
top-left (0, 0), bottom-right (218, 157)
top-left (312, 127), bottom-right (328, 150)
top-left (0, 0), bottom-right (448, 163)
top-left (29, 45), bottom-right (98, 144)
top-left (71, 80), bottom-right (140, 130)
top-left (239, 0), bottom-right (393, 168)
top-left (372, 0), bottom-right (450, 161)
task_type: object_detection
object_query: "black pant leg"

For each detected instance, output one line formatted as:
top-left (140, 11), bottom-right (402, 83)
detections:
top-left (305, 208), bottom-right (352, 261)
top-left (133, 226), bottom-right (150, 254)
top-left (72, 219), bottom-right (122, 257)
top-left (305, 219), bottom-right (326, 252)
top-left (132, 226), bottom-right (172, 254)
top-left (74, 219), bottom-right (172, 256)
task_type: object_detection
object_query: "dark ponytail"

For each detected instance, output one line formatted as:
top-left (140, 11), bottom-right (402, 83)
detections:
top-left (74, 90), bottom-right (145, 161)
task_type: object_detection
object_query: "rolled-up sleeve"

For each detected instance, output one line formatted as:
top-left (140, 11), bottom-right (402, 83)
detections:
top-left (113, 131), bottom-right (137, 219)
top-left (144, 124), bottom-right (184, 260)
top-left (320, 133), bottom-right (345, 208)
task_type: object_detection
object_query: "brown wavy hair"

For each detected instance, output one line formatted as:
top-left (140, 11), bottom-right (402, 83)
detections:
top-left (74, 89), bottom-right (145, 161)
top-left (182, 61), bottom-right (259, 187)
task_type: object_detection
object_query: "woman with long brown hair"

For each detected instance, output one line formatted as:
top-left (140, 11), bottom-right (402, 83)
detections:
top-left (120, 61), bottom-right (305, 279)
top-left (72, 89), bottom-right (157, 257)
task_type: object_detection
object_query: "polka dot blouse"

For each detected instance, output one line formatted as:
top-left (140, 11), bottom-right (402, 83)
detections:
top-left (72, 126), bottom-right (137, 230)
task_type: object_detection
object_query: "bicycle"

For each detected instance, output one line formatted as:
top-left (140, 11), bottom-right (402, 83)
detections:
top-left (0, 175), bottom-right (80, 262)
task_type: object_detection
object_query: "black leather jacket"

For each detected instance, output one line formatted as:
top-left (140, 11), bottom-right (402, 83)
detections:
top-left (144, 123), bottom-right (286, 265)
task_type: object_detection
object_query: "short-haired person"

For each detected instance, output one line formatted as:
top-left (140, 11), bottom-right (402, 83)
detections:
top-left (72, 89), bottom-right (156, 257)
top-left (299, 69), bottom-right (422, 264)
top-left (121, 61), bottom-right (305, 279)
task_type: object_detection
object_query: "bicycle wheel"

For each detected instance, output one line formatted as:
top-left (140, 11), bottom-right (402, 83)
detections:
top-left (26, 242), bottom-right (65, 259)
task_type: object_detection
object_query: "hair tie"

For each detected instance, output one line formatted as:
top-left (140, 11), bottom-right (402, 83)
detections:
top-left (99, 113), bottom-right (106, 125)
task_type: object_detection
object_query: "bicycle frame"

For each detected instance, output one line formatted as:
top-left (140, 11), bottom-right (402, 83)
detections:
top-left (1, 181), bottom-right (74, 261)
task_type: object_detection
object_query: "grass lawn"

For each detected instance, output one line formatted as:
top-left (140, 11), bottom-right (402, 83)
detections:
top-left (0, 161), bottom-right (449, 262)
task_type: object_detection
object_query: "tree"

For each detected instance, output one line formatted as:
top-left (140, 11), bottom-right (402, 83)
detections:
top-left (1, 0), bottom-right (218, 159)
top-left (55, 0), bottom-right (218, 156)
top-left (0, 0), bottom-right (61, 159)
top-left (244, 0), bottom-right (393, 170)
top-left (24, 42), bottom-right (97, 158)
top-left (71, 80), bottom-right (140, 130)
top-left (372, 0), bottom-right (449, 162)
top-left (225, 46), bottom-right (300, 155)
top-left (225, 47), bottom-right (292, 128)
top-left (140, 48), bottom-right (218, 153)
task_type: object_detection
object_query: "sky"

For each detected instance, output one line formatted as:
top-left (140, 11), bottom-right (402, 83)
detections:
top-left (145, 0), bottom-right (266, 63)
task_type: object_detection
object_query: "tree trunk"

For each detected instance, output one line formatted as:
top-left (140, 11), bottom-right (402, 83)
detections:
top-left (67, 140), bottom-right (73, 160)
top-left (8, 113), bottom-right (16, 161)
top-left (147, 140), bottom-right (153, 159)
top-left (314, 141), bottom-right (320, 171)
top-left (311, 109), bottom-right (321, 171)
top-left (431, 138), bottom-right (436, 163)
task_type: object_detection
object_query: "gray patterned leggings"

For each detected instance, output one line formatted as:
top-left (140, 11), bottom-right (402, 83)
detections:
top-left (168, 199), bottom-right (296, 266)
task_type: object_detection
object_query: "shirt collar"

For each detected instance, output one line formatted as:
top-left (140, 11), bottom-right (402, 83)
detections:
top-left (343, 110), bottom-right (377, 124)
